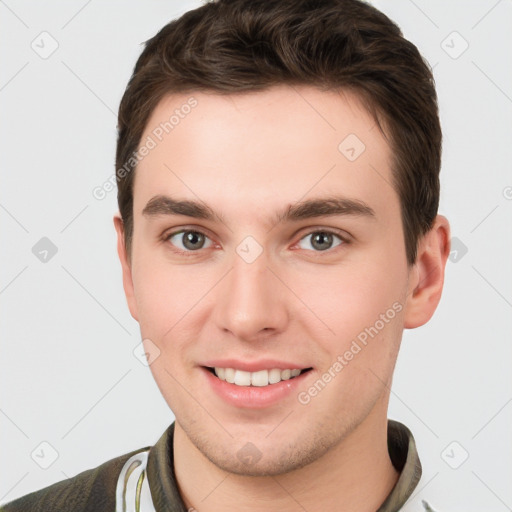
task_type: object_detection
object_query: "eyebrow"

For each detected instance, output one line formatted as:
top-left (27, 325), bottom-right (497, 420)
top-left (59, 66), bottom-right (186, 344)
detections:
top-left (142, 194), bottom-right (376, 226)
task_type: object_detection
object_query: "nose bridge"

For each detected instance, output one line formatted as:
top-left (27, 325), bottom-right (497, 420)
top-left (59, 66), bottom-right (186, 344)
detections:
top-left (214, 240), bottom-right (288, 339)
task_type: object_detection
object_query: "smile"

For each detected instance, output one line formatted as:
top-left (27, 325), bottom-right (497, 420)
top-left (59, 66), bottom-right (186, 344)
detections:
top-left (207, 367), bottom-right (312, 387)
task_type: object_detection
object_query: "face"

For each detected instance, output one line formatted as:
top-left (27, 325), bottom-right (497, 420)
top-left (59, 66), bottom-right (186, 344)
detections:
top-left (118, 85), bottom-right (416, 476)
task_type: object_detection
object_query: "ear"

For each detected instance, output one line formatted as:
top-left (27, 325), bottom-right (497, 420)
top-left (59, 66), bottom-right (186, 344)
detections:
top-left (403, 215), bottom-right (451, 329)
top-left (113, 214), bottom-right (139, 322)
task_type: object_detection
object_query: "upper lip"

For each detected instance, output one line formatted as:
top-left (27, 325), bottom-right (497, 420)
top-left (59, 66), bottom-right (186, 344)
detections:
top-left (201, 359), bottom-right (312, 372)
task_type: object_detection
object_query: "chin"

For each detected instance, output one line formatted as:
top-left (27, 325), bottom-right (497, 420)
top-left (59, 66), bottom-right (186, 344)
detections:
top-left (186, 424), bottom-right (338, 477)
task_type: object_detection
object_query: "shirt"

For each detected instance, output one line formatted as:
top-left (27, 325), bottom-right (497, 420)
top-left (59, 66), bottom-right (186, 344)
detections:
top-left (0, 419), bottom-right (435, 512)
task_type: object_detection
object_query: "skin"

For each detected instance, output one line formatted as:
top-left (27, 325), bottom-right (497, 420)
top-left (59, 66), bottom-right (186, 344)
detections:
top-left (114, 85), bottom-right (450, 511)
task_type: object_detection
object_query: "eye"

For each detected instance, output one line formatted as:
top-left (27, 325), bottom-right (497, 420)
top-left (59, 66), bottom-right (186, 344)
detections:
top-left (166, 230), bottom-right (213, 252)
top-left (297, 230), bottom-right (345, 252)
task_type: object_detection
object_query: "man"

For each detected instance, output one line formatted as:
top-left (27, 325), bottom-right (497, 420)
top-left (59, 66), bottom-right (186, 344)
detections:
top-left (1, 0), bottom-right (450, 510)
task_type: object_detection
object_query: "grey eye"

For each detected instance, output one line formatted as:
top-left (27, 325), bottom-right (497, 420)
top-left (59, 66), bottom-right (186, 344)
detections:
top-left (168, 230), bottom-right (212, 251)
top-left (298, 231), bottom-right (343, 251)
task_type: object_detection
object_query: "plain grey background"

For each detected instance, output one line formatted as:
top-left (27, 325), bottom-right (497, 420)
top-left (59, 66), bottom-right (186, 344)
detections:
top-left (1, 0), bottom-right (511, 509)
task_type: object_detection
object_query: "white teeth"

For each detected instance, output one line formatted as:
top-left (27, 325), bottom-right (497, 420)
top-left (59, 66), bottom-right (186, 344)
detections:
top-left (234, 370), bottom-right (251, 386)
top-left (224, 368), bottom-right (236, 384)
top-left (251, 370), bottom-right (269, 387)
top-left (268, 368), bottom-right (282, 384)
top-left (213, 367), bottom-right (307, 386)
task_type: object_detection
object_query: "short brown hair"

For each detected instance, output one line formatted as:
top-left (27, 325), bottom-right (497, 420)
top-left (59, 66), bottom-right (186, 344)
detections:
top-left (116, 0), bottom-right (441, 265)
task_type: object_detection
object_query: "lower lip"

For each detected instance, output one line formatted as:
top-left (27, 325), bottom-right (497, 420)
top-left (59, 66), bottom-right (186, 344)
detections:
top-left (201, 367), bottom-right (312, 409)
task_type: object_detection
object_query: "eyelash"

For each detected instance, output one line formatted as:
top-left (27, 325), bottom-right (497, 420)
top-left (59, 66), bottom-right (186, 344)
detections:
top-left (162, 227), bottom-right (350, 256)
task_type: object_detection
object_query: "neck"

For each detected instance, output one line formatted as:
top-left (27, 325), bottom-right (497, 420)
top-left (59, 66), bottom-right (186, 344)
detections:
top-left (173, 401), bottom-right (399, 512)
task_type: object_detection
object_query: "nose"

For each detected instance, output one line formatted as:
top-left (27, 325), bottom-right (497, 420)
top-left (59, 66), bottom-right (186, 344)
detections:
top-left (213, 249), bottom-right (289, 342)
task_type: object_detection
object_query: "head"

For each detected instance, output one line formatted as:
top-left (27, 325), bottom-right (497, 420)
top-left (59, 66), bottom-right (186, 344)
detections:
top-left (114, 0), bottom-right (450, 476)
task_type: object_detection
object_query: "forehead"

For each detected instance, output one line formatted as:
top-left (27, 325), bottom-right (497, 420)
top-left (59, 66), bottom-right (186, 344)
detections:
top-left (133, 85), bottom-right (396, 223)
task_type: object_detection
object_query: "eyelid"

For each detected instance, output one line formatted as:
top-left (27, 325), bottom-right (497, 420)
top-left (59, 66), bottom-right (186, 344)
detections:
top-left (163, 225), bottom-right (215, 240)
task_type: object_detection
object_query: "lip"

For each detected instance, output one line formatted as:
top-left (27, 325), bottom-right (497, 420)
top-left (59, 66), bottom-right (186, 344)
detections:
top-left (200, 365), bottom-right (313, 409)
top-left (201, 359), bottom-right (310, 372)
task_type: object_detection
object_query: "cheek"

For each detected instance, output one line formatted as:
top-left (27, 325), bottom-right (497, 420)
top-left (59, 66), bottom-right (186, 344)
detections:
top-left (130, 249), bottom-right (217, 360)
top-left (131, 255), bottom-right (204, 410)
top-left (298, 262), bottom-right (406, 416)
top-left (297, 241), bottom-right (408, 391)
top-left (130, 248), bottom-right (189, 339)
top-left (132, 264), bottom-right (172, 335)
top-left (308, 256), bottom-right (407, 342)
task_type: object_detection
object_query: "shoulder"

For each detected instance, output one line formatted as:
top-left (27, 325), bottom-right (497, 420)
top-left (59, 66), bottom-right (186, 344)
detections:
top-left (0, 445), bottom-right (151, 512)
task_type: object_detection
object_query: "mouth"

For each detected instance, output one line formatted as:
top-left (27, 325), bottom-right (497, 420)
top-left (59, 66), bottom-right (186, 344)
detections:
top-left (204, 366), bottom-right (313, 387)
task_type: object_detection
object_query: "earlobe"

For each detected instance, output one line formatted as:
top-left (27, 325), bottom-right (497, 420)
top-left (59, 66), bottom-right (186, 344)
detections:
top-left (113, 214), bottom-right (139, 322)
top-left (403, 215), bottom-right (451, 329)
